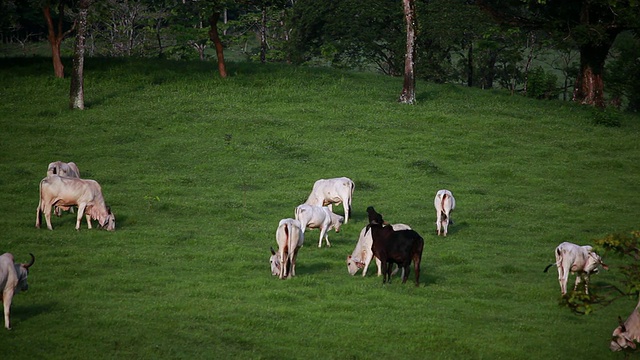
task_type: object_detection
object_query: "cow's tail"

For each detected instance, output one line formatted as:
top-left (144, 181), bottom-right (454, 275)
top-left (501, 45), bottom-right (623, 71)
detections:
top-left (35, 178), bottom-right (45, 228)
top-left (440, 193), bottom-right (448, 221)
top-left (544, 258), bottom-right (562, 273)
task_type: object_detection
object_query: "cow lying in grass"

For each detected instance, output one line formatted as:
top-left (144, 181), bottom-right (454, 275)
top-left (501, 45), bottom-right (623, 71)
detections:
top-left (366, 207), bottom-right (424, 286)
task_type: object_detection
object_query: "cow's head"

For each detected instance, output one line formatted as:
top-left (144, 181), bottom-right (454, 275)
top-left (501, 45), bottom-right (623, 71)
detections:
top-left (346, 255), bottom-right (365, 275)
top-left (611, 317), bottom-right (637, 351)
top-left (14, 253), bottom-right (35, 294)
top-left (270, 247), bottom-right (281, 276)
top-left (586, 251), bottom-right (608, 274)
top-left (332, 216), bottom-right (345, 233)
top-left (99, 206), bottom-right (116, 231)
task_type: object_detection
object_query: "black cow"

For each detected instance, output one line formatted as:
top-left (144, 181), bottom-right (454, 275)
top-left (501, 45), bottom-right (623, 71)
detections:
top-left (366, 207), bottom-right (424, 286)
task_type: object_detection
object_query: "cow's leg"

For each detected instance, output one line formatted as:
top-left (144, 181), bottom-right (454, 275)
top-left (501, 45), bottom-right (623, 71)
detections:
top-left (35, 204), bottom-right (41, 228)
top-left (574, 274), bottom-right (583, 293)
top-left (43, 203), bottom-right (54, 230)
top-left (414, 257), bottom-right (421, 287)
top-left (279, 249), bottom-right (286, 279)
top-left (85, 213), bottom-right (92, 229)
top-left (584, 275), bottom-right (590, 294)
top-left (3, 290), bottom-right (13, 330)
top-left (443, 213), bottom-right (449, 236)
top-left (318, 227), bottom-right (330, 248)
top-left (363, 253), bottom-right (374, 277)
top-left (558, 264), bottom-right (568, 295)
top-left (436, 212), bottom-right (442, 235)
top-left (76, 204), bottom-right (87, 230)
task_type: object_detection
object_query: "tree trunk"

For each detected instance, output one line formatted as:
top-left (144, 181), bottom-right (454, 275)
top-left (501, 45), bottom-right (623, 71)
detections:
top-left (70, 0), bottom-right (90, 110)
top-left (208, 12), bottom-right (227, 78)
top-left (572, 40), bottom-right (614, 108)
top-left (260, 5), bottom-right (267, 63)
top-left (398, 0), bottom-right (416, 104)
top-left (467, 43), bottom-right (473, 87)
top-left (43, 4), bottom-right (66, 78)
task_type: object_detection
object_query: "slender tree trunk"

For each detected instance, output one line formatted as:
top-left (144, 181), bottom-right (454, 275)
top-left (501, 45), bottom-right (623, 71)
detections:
top-left (467, 43), bottom-right (473, 87)
top-left (70, 0), bottom-right (90, 110)
top-left (398, 0), bottom-right (416, 104)
top-left (208, 12), bottom-right (227, 78)
top-left (43, 3), bottom-right (67, 78)
top-left (260, 5), bottom-right (267, 63)
top-left (572, 40), bottom-right (615, 108)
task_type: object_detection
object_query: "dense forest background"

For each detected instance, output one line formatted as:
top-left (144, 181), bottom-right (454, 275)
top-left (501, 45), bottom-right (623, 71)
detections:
top-left (1, 0), bottom-right (639, 111)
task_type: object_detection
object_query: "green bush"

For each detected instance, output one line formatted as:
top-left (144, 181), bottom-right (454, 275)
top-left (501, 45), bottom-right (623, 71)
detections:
top-left (527, 66), bottom-right (560, 100)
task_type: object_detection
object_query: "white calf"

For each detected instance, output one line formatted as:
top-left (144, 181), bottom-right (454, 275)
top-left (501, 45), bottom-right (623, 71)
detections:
top-left (347, 223), bottom-right (411, 277)
top-left (305, 177), bottom-right (354, 223)
top-left (544, 241), bottom-right (608, 295)
top-left (270, 218), bottom-right (304, 279)
top-left (295, 204), bottom-right (344, 248)
top-left (434, 189), bottom-right (455, 236)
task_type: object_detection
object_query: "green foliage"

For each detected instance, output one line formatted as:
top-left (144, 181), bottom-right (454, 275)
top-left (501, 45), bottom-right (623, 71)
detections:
top-left (0, 58), bottom-right (639, 359)
top-left (606, 31), bottom-right (640, 112)
top-left (595, 231), bottom-right (640, 294)
top-left (527, 66), bottom-right (559, 100)
top-left (590, 107), bottom-right (623, 127)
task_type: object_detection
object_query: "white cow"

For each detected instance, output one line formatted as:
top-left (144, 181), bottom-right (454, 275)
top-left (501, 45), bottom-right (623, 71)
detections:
top-left (295, 204), bottom-right (344, 248)
top-left (347, 223), bottom-right (412, 277)
top-left (0, 253), bottom-right (35, 330)
top-left (47, 161), bottom-right (81, 216)
top-left (305, 177), bottom-right (354, 223)
top-left (36, 175), bottom-right (116, 231)
top-left (270, 218), bottom-right (304, 279)
top-left (544, 241), bottom-right (608, 295)
top-left (47, 161), bottom-right (80, 178)
top-left (611, 298), bottom-right (640, 351)
top-left (434, 189), bottom-right (455, 236)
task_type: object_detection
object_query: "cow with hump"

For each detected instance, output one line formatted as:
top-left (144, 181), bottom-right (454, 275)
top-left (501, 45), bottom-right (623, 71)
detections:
top-left (0, 253), bottom-right (35, 330)
top-left (304, 177), bottom-right (354, 224)
top-left (611, 298), bottom-right (640, 352)
top-left (36, 175), bottom-right (116, 231)
top-left (295, 204), bottom-right (344, 248)
top-left (270, 218), bottom-right (304, 279)
top-left (544, 241), bottom-right (608, 295)
top-left (47, 161), bottom-right (81, 216)
top-left (347, 223), bottom-right (412, 277)
top-left (434, 189), bottom-right (455, 236)
top-left (366, 206), bottom-right (424, 286)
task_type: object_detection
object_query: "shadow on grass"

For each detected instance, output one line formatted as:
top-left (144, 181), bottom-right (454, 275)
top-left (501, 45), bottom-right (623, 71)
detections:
top-left (13, 301), bottom-right (58, 327)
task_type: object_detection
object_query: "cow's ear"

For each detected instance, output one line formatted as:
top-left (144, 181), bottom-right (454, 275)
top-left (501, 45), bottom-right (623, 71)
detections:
top-left (629, 340), bottom-right (637, 349)
top-left (270, 247), bottom-right (276, 255)
top-left (107, 206), bottom-right (112, 215)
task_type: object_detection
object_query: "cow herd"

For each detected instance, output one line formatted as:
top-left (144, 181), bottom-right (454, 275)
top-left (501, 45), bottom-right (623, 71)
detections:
top-left (2, 167), bottom-right (637, 352)
top-left (1, 160), bottom-right (116, 330)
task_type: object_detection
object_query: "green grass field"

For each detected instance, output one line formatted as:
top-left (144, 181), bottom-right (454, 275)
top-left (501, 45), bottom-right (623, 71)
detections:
top-left (0, 57), bottom-right (639, 359)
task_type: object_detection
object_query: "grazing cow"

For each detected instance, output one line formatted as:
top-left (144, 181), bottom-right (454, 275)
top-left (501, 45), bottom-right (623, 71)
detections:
top-left (611, 298), bottom-right (640, 352)
top-left (543, 241), bottom-right (608, 295)
top-left (47, 161), bottom-right (81, 216)
top-left (366, 207), bottom-right (424, 286)
top-left (434, 189), bottom-right (455, 236)
top-left (347, 223), bottom-right (412, 277)
top-left (270, 218), bottom-right (304, 279)
top-left (305, 177), bottom-right (354, 223)
top-left (36, 175), bottom-right (116, 231)
top-left (295, 204), bottom-right (344, 248)
top-left (0, 253), bottom-right (35, 330)
top-left (47, 161), bottom-right (80, 178)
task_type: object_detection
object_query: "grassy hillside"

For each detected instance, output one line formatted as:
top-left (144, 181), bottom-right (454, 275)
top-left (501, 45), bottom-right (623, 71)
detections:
top-left (0, 57), bottom-right (639, 359)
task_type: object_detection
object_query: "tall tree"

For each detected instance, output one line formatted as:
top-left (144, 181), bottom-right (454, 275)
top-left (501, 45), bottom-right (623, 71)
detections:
top-left (43, 0), bottom-right (74, 78)
top-left (476, 0), bottom-right (640, 108)
top-left (398, 0), bottom-right (416, 104)
top-left (208, 10), bottom-right (227, 78)
top-left (69, 0), bottom-right (90, 110)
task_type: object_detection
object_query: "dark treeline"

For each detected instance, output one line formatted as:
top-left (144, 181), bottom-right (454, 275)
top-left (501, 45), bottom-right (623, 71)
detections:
top-left (1, 0), bottom-right (639, 111)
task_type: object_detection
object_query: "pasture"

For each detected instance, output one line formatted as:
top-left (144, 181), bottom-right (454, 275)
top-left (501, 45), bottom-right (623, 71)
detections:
top-left (0, 57), bottom-right (639, 359)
